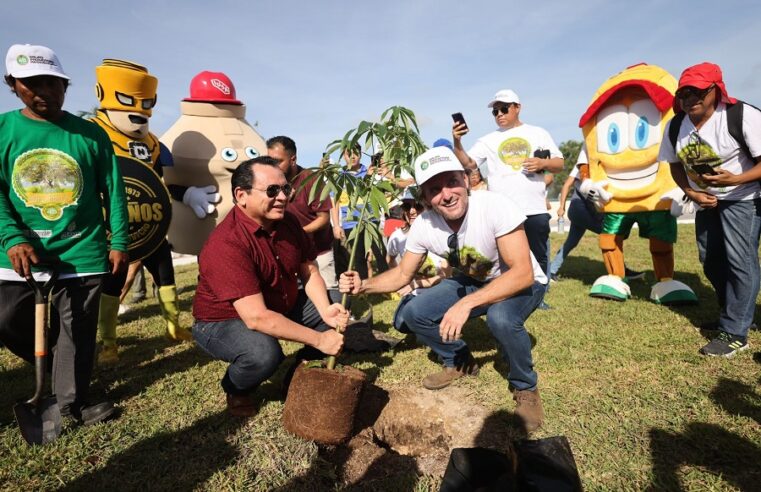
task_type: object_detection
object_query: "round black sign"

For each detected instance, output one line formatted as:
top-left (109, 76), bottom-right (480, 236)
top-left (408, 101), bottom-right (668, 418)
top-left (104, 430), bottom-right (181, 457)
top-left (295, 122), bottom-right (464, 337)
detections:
top-left (106, 156), bottom-right (172, 262)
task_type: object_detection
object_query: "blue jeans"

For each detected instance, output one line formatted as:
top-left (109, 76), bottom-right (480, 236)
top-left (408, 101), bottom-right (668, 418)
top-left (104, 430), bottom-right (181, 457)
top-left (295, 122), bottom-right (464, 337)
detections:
top-left (524, 213), bottom-right (550, 275)
top-left (695, 199), bottom-right (761, 339)
top-left (192, 290), bottom-right (332, 395)
top-left (395, 275), bottom-right (544, 391)
top-left (550, 197), bottom-right (603, 276)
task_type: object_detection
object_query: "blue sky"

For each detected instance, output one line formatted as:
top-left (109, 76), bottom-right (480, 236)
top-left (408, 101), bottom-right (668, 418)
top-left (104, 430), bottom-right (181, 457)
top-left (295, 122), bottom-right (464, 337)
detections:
top-left (2, 0), bottom-right (760, 167)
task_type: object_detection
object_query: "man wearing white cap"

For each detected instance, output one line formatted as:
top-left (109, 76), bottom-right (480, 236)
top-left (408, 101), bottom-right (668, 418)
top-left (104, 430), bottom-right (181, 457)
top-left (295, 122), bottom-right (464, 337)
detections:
top-left (0, 44), bottom-right (129, 425)
top-left (339, 147), bottom-right (548, 433)
top-left (452, 89), bottom-right (563, 307)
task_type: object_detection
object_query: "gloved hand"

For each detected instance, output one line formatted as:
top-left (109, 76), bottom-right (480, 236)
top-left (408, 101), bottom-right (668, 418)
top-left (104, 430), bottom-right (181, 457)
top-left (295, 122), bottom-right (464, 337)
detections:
top-left (183, 185), bottom-right (221, 219)
top-left (578, 179), bottom-right (612, 207)
top-left (660, 187), bottom-right (696, 217)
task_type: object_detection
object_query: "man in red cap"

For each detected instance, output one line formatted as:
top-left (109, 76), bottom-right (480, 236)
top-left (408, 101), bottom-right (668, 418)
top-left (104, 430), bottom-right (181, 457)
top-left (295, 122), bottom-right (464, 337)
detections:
top-left (658, 62), bottom-right (761, 357)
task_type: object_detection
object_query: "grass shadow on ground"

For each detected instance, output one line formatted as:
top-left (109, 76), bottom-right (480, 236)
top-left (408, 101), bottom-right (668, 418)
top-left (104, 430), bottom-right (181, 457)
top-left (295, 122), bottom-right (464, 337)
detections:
top-left (648, 375), bottom-right (761, 491)
top-left (93, 336), bottom-right (211, 404)
top-left (709, 376), bottom-right (761, 426)
top-left (0, 363), bottom-right (33, 425)
top-left (58, 409), bottom-right (246, 491)
top-left (647, 423), bottom-right (761, 491)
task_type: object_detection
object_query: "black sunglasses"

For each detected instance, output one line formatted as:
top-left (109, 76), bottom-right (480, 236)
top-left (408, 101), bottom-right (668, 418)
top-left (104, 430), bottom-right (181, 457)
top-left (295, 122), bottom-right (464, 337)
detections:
top-left (252, 183), bottom-right (293, 198)
top-left (491, 104), bottom-right (513, 117)
top-left (447, 233), bottom-right (460, 268)
top-left (675, 85), bottom-right (714, 101)
top-left (401, 201), bottom-right (423, 211)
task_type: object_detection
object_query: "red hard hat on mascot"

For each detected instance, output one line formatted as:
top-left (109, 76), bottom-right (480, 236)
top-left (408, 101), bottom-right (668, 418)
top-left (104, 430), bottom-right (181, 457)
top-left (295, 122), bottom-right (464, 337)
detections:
top-left (184, 71), bottom-right (242, 105)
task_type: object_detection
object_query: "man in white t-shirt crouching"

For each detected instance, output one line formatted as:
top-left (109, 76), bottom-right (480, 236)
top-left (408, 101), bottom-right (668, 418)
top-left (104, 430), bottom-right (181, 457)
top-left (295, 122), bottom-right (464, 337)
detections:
top-left (339, 147), bottom-right (548, 433)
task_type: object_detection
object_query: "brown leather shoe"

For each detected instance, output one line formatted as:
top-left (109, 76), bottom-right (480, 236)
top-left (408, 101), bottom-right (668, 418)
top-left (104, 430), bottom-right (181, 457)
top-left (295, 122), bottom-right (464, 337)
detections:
top-left (422, 359), bottom-right (479, 390)
top-left (513, 388), bottom-right (544, 433)
top-left (226, 393), bottom-right (257, 417)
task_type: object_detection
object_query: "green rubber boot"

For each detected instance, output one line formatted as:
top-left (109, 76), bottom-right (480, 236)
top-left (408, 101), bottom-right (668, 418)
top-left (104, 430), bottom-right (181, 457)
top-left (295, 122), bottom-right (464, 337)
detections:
top-left (97, 294), bottom-right (121, 364)
top-left (158, 285), bottom-right (192, 342)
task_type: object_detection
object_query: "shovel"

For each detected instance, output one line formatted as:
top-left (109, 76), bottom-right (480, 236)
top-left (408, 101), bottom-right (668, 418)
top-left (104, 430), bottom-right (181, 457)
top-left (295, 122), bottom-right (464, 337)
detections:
top-left (14, 270), bottom-right (61, 445)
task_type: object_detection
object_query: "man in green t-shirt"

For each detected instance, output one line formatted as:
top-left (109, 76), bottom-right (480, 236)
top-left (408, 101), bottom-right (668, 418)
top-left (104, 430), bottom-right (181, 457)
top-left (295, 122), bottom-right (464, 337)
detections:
top-left (0, 44), bottom-right (129, 425)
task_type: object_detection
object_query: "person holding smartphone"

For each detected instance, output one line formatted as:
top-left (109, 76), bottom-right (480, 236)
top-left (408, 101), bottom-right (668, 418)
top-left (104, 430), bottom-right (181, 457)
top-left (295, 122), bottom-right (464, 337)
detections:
top-left (451, 89), bottom-right (564, 308)
top-left (659, 62), bottom-right (761, 357)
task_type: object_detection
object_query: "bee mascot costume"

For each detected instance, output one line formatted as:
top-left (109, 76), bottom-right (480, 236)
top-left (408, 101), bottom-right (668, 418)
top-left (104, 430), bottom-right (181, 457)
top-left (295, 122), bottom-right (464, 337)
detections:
top-left (92, 59), bottom-right (193, 364)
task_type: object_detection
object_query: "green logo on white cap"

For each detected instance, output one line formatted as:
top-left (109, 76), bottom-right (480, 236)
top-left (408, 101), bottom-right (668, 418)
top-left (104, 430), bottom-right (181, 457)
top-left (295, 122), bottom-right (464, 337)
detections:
top-left (16, 55), bottom-right (28, 65)
top-left (420, 160), bottom-right (429, 170)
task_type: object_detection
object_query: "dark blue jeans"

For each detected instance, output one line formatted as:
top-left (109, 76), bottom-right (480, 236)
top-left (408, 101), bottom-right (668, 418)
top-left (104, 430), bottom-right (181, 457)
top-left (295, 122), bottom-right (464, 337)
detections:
top-left (524, 213), bottom-right (551, 276)
top-left (550, 197), bottom-right (603, 276)
top-left (192, 290), bottom-right (334, 395)
top-left (394, 276), bottom-right (545, 391)
top-left (695, 199), bottom-right (761, 339)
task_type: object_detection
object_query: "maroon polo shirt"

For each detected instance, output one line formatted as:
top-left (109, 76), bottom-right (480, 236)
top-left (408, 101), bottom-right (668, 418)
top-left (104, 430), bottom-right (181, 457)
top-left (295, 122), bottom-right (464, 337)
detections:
top-left (193, 205), bottom-right (316, 322)
top-left (288, 166), bottom-right (333, 254)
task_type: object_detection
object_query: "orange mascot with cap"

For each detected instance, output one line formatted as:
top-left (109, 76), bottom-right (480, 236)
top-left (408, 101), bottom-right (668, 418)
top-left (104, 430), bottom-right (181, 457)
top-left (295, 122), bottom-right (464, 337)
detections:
top-left (576, 63), bottom-right (697, 304)
top-left (92, 59), bottom-right (192, 364)
top-left (161, 71), bottom-right (267, 255)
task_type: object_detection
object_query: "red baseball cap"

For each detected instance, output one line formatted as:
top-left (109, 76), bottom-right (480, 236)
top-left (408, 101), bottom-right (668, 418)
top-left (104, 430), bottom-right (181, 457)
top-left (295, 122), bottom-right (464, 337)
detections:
top-left (673, 62), bottom-right (735, 113)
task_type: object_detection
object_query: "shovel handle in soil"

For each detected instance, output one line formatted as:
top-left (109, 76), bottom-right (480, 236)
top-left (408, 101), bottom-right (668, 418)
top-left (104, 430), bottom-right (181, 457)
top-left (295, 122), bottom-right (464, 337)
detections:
top-left (24, 270), bottom-right (58, 407)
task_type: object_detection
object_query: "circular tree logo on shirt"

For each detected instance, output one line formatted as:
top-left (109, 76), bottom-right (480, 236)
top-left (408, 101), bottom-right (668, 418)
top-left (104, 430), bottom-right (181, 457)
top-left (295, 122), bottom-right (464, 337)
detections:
top-left (12, 148), bottom-right (83, 220)
top-left (497, 137), bottom-right (531, 171)
top-left (16, 55), bottom-right (29, 65)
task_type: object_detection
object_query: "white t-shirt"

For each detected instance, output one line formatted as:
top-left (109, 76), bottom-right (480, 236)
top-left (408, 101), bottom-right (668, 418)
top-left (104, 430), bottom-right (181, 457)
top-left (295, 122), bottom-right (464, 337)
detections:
top-left (405, 190), bottom-right (547, 284)
top-left (387, 226), bottom-right (446, 268)
top-left (468, 124), bottom-right (562, 216)
top-left (657, 103), bottom-right (761, 200)
top-left (387, 227), bottom-right (408, 263)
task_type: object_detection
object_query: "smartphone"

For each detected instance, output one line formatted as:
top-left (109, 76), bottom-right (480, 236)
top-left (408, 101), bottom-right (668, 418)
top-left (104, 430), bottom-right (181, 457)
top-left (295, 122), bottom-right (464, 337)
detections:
top-left (451, 112), bottom-right (468, 130)
top-left (691, 163), bottom-right (718, 175)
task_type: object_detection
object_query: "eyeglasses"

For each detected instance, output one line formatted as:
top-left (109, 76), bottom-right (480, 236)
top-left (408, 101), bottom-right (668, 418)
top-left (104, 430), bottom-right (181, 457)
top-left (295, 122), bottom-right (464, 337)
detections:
top-left (252, 183), bottom-right (293, 198)
top-left (491, 104), bottom-right (513, 117)
top-left (675, 84), bottom-right (714, 101)
top-left (447, 233), bottom-right (460, 268)
top-left (401, 201), bottom-right (423, 212)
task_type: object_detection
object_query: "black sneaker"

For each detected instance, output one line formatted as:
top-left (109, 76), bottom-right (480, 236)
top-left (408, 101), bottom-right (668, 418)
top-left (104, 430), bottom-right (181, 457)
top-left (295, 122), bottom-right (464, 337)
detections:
top-left (624, 267), bottom-right (645, 281)
top-left (61, 401), bottom-right (117, 426)
top-left (700, 332), bottom-right (749, 357)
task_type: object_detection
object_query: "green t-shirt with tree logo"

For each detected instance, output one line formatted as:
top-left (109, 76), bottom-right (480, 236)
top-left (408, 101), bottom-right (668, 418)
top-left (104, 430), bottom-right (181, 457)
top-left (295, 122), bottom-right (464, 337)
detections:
top-left (0, 110), bottom-right (129, 274)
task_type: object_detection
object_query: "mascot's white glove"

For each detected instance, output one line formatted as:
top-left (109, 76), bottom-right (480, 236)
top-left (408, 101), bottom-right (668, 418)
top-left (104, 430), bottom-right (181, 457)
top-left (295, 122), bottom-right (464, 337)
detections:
top-left (183, 185), bottom-right (221, 219)
top-left (660, 187), bottom-right (696, 217)
top-left (578, 179), bottom-right (612, 207)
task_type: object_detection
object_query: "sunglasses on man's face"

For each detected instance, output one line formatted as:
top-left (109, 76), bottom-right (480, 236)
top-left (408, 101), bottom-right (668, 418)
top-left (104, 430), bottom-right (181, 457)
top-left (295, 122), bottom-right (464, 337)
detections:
top-left (491, 105), bottom-right (513, 117)
top-left (675, 85), bottom-right (714, 101)
top-left (252, 183), bottom-right (293, 198)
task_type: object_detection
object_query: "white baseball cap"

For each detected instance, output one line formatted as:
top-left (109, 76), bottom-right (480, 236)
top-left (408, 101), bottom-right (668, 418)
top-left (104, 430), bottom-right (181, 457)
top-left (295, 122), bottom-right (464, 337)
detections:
top-left (414, 147), bottom-right (465, 186)
top-left (5, 44), bottom-right (69, 80)
top-left (487, 89), bottom-right (519, 108)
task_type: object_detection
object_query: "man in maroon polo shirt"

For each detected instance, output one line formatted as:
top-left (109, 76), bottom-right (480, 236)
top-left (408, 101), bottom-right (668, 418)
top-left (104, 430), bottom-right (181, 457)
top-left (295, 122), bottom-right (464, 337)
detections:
top-left (192, 156), bottom-right (348, 417)
top-left (266, 136), bottom-right (337, 290)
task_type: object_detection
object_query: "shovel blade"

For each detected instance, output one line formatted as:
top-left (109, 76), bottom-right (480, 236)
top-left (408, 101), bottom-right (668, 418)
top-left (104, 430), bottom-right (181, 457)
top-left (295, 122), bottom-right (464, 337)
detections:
top-left (14, 396), bottom-right (62, 445)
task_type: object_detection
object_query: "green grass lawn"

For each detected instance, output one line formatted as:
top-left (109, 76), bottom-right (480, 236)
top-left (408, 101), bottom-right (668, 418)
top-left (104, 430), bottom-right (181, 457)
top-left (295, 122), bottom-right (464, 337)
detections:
top-left (1, 224), bottom-right (760, 491)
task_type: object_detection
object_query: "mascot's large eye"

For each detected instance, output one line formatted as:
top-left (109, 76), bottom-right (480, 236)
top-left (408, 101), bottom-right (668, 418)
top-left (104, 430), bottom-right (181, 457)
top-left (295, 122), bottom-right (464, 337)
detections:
top-left (245, 147), bottom-right (259, 159)
top-left (595, 104), bottom-right (629, 155)
top-left (628, 100), bottom-right (661, 150)
top-left (220, 147), bottom-right (238, 162)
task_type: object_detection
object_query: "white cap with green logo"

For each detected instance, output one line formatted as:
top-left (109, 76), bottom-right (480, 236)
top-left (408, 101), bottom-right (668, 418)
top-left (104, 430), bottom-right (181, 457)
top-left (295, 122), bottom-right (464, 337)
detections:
top-left (5, 44), bottom-right (69, 80)
top-left (414, 147), bottom-right (465, 186)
